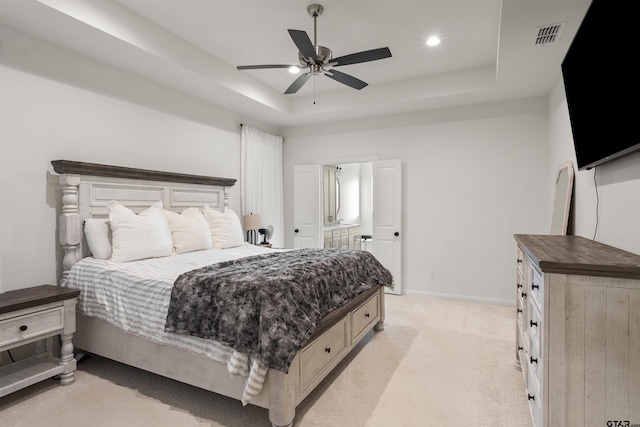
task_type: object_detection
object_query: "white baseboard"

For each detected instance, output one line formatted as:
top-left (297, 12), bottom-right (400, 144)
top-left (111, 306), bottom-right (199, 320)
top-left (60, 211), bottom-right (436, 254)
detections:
top-left (403, 289), bottom-right (514, 307)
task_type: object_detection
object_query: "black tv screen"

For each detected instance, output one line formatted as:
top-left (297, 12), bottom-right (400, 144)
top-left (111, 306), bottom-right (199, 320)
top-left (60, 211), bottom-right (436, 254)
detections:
top-left (561, 0), bottom-right (640, 171)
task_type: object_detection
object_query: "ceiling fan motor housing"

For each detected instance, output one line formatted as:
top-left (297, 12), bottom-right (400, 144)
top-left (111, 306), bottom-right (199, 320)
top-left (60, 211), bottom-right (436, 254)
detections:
top-left (299, 46), bottom-right (332, 68)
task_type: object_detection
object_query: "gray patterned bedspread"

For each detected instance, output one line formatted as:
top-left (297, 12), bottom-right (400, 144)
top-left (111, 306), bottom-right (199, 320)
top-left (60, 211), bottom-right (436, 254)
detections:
top-left (164, 248), bottom-right (393, 373)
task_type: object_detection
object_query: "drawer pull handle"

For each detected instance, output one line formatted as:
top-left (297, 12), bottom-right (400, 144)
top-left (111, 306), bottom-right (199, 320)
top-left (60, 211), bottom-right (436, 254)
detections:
top-left (517, 259), bottom-right (522, 264)
top-left (517, 309), bottom-right (522, 314)
top-left (325, 347), bottom-right (331, 353)
top-left (517, 283), bottom-right (522, 289)
top-left (528, 393), bottom-right (535, 401)
top-left (532, 283), bottom-right (539, 290)
top-left (365, 313), bottom-right (370, 318)
top-left (521, 292), bottom-right (527, 298)
top-left (19, 325), bottom-right (28, 332)
top-left (518, 346), bottom-right (523, 351)
top-left (530, 320), bottom-right (537, 328)
top-left (530, 357), bottom-right (538, 364)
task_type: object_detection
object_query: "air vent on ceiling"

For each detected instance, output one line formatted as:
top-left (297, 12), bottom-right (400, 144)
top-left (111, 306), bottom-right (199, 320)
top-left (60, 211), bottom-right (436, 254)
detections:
top-left (534, 22), bottom-right (566, 45)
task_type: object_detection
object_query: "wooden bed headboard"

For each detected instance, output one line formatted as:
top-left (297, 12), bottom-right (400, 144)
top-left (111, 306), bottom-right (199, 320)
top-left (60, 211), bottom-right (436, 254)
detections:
top-left (51, 160), bottom-right (237, 281)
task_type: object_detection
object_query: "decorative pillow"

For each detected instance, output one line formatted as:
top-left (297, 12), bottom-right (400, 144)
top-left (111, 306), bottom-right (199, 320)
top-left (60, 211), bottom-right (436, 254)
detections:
top-left (108, 201), bottom-right (173, 262)
top-left (164, 208), bottom-right (213, 254)
top-left (202, 205), bottom-right (245, 249)
top-left (84, 218), bottom-right (112, 260)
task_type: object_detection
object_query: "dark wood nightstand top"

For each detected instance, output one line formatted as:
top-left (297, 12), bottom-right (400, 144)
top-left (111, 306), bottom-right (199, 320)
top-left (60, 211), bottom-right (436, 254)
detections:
top-left (0, 285), bottom-right (80, 315)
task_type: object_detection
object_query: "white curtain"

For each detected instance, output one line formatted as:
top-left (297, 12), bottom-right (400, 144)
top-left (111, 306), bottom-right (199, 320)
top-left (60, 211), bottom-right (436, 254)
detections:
top-left (240, 125), bottom-right (284, 248)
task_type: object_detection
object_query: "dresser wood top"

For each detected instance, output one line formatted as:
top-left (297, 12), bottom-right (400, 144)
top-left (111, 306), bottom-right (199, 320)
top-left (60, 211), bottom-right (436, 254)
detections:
top-left (0, 285), bottom-right (80, 314)
top-left (514, 234), bottom-right (640, 279)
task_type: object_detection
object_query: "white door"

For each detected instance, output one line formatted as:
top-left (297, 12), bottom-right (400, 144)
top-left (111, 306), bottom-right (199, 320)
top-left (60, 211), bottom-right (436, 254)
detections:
top-left (293, 165), bottom-right (323, 248)
top-left (372, 159), bottom-right (402, 295)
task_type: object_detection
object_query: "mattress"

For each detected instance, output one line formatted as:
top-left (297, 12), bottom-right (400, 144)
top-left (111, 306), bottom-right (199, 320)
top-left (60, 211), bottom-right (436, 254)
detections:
top-left (62, 243), bottom-right (281, 404)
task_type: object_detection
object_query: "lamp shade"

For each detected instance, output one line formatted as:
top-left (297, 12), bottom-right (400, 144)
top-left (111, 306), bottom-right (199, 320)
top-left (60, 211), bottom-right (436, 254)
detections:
top-left (242, 213), bottom-right (262, 231)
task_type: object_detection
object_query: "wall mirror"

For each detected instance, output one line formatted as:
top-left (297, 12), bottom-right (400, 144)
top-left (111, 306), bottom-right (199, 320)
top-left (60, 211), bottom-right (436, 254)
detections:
top-left (550, 160), bottom-right (575, 235)
top-left (323, 165), bottom-right (337, 226)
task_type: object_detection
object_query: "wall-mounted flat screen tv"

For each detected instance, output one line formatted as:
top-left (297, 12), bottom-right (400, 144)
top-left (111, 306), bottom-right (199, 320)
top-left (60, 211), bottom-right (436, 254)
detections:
top-left (561, 0), bottom-right (640, 171)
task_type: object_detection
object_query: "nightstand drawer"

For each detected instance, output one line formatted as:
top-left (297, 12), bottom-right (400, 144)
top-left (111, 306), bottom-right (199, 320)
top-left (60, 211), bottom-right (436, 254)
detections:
top-left (0, 307), bottom-right (64, 349)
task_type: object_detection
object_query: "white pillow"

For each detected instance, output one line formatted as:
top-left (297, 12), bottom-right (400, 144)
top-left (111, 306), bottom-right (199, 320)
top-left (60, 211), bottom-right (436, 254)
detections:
top-left (202, 205), bottom-right (245, 249)
top-left (108, 201), bottom-right (174, 262)
top-left (164, 208), bottom-right (213, 254)
top-left (84, 218), bottom-right (112, 260)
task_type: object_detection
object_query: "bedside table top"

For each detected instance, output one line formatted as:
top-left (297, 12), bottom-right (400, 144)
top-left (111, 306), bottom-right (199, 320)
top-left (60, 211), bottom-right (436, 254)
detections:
top-left (0, 285), bottom-right (80, 314)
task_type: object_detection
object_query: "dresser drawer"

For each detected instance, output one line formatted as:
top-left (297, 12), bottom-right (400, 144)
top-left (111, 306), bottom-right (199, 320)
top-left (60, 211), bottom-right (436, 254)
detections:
top-left (526, 364), bottom-right (542, 427)
top-left (0, 307), bottom-right (64, 348)
top-left (527, 335), bottom-right (542, 386)
top-left (517, 248), bottom-right (525, 277)
top-left (352, 292), bottom-right (379, 342)
top-left (528, 299), bottom-right (542, 352)
top-left (517, 326), bottom-right (529, 379)
top-left (300, 317), bottom-right (349, 393)
top-left (530, 266), bottom-right (543, 312)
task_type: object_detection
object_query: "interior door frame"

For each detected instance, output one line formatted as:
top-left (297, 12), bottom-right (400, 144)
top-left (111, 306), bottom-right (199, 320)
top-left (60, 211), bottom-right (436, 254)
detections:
top-left (292, 158), bottom-right (402, 295)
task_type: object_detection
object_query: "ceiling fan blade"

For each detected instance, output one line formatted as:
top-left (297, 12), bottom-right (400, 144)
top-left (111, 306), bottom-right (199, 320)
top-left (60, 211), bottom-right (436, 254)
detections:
top-left (237, 65), bottom-right (298, 70)
top-left (331, 47), bottom-right (392, 67)
top-left (284, 72), bottom-right (312, 94)
top-left (288, 29), bottom-right (317, 62)
top-left (324, 70), bottom-right (368, 90)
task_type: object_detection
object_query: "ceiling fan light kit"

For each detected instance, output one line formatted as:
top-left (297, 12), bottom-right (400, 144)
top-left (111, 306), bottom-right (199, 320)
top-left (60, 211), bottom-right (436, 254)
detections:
top-left (236, 4), bottom-right (392, 94)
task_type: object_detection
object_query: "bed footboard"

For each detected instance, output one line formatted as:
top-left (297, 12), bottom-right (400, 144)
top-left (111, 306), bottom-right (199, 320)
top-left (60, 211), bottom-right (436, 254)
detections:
top-left (73, 286), bottom-right (384, 426)
top-left (267, 285), bottom-right (384, 426)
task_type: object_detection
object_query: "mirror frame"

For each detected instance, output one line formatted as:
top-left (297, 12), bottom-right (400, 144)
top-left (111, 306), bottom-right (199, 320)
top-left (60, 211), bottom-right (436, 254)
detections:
top-left (550, 160), bottom-right (575, 235)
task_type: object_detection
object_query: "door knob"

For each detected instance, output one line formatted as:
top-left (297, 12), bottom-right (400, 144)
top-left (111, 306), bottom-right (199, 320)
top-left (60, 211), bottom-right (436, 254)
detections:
top-left (394, 232), bottom-right (399, 237)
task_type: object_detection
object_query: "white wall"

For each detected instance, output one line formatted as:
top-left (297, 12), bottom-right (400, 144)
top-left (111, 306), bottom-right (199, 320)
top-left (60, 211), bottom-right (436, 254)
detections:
top-left (0, 28), bottom-right (279, 293)
top-left (4, 23), bottom-right (637, 307)
top-left (548, 78), bottom-right (640, 254)
top-left (283, 98), bottom-right (550, 305)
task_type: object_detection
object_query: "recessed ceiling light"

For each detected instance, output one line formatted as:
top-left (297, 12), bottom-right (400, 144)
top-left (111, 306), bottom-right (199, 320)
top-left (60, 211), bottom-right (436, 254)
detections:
top-left (289, 66), bottom-right (300, 74)
top-left (426, 36), bottom-right (441, 46)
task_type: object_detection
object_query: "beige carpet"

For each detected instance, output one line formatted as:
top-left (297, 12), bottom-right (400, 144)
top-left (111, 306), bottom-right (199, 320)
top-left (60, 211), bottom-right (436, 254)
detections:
top-left (0, 296), bottom-right (532, 427)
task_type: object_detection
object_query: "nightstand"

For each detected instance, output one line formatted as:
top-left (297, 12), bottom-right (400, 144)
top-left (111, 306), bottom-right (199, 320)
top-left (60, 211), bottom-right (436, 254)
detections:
top-left (0, 285), bottom-right (80, 397)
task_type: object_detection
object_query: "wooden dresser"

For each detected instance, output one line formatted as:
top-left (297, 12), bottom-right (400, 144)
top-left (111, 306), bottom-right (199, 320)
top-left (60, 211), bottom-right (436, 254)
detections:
top-left (514, 234), bottom-right (640, 427)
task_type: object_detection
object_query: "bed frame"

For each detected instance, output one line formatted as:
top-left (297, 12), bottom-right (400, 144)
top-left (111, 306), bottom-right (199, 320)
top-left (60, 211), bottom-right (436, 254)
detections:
top-left (52, 160), bottom-right (385, 427)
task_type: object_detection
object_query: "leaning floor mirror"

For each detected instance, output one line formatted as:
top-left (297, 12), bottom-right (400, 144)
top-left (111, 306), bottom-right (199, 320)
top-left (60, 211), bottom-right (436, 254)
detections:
top-left (550, 160), bottom-right (575, 235)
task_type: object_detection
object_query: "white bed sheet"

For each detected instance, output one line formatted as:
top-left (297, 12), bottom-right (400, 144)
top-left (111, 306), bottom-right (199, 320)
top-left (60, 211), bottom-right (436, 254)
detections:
top-left (62, 243), bottom-right (284, 404)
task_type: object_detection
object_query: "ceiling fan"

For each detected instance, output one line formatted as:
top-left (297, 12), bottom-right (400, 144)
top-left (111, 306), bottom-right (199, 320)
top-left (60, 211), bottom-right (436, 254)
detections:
top-left (236, 4), bottom-right (392, 94)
